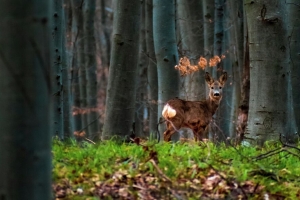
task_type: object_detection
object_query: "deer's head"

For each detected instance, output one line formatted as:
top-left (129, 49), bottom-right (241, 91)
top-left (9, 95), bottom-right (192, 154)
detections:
top-left (205, 72), bottom-right (227, 102)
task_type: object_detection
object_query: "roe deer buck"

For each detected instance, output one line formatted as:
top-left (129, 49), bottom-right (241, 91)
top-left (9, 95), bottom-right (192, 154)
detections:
top-left (162, 72), bottom-right (227, 141)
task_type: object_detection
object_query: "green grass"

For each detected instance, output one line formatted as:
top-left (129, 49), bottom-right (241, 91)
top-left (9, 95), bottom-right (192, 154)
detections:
top-left (52, 139), bottom-right (300, 199)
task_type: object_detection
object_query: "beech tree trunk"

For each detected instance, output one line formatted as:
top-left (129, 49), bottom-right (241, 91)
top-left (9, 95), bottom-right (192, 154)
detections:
top-left (83, 0), bottom-right (99, 139)
top-left (203, 0), bottom-right (215, 75)
top-left (53, 0), bottom-right (64, 139)
top-left (62, 0), bottom-right (74, 138)
top-left (71, 0), bottom-right (84, 136)
top-left (177, 0), bottom-right (205, 101)
top-left (145, 0), bottom-right (158, 137)
top-left (135, 1), bottom-right (148, 137)
top-left (210, 0), bottom-right (224, 141)
top-left (153, 0), bottom-right (179, 140)
top-left (286, 0), bottom-right (300, 141)
top-left (244, 0), bottom-right (292, 145)
top-left (0, 1), bottom-right (52, 199)
top-left (218, 0), bottom-right (242, 140)
top-left (102, 0), bottom-right (141, 140)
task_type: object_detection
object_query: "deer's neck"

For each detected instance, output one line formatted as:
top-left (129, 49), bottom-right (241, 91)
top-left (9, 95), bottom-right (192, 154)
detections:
top-left (206, 98), bottom-right (221, 115)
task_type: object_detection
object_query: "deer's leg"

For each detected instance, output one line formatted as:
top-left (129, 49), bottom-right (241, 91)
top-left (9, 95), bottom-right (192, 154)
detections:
top-left (163, 122), bottom-right (176, 142)
top-left (195, 126), bottom-right (208, 141)
top-left (163, 116), bottom-right (184, 142)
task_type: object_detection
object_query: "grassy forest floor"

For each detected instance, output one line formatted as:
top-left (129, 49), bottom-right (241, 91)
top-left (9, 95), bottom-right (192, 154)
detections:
top-left (52, 139), bottom-right (300, 200)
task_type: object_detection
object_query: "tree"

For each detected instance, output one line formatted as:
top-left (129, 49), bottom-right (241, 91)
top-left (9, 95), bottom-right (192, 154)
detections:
top-left (135, 1), bottom-right (148, 137)
top-left (286, 1), bottom-right (300, 141)
top-left (153, 0), bottom-right (179, 140)
top-left (177, 0), bottom-right (205, 101)
top-left (210, 0), bottom-right (225, 142)
top-left (145, 0), bottom-right (158, 136)
top-left (71, 0), bottom-right (88, 136)
top-left (102, 0), bottom-right (141, 140)
top-left (244, 1), bottom-right (294, 145)
top-left (83, 0), bottom-right (99, 139)
top-left (95, 0), bottom-right (113, 131)
top-left (62, 0), bottom-right (75, 138)
top-left (0, 1), bottom-right (52, 199)
top-left (203, 0), bottom-right (215, 74)
top-left (218, 0), bottom-right (243, 141)
top-left (53, 0), bottom-right (64, 139)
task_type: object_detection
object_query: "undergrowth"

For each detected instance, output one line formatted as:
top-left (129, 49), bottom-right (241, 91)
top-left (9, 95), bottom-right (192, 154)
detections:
top-left (52, 139), bottom-right (300, 199)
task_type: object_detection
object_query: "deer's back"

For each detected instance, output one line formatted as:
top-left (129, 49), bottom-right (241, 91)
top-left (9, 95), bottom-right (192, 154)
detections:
top-left (166, 98), bottom-right (213, 127)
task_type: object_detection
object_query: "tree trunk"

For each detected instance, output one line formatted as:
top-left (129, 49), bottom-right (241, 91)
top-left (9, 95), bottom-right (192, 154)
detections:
top-left (213, 0), bottom-right (224, 73)
top-left (83, 0), bottom-right (99, 139)
top-left (218, 0), bottom-right (242, 141)
top-left (235, 4), bottom-right (250, 144)
top-left (74, 0), bottom-right (88, 135)
top-left (210, 0), bottom-right (224, 141)
top-left (145, 0), bottom-right (158, 137)
top-left (218, 0), bottom-right (234, 141)
top-left (177, 0), bottom-right (205, 101)
top-left (102, 0), bottom-right (141, 140)
top-left (286, 0), bottom-right (300, 141)
top-left (96, 0), bottom-right (112, 130)
top-left (153, 0), bottom-right (179, 141)
top-left (53, 0), bottom-right (64, 139)
top-left (244, 0), bottom-right (291, 145)
top-left (135, 1), bottom-right (148, 137)
top-left (203, 0), bottom-right (215, 74)
top-left (0, 1), bottom-right (52, 199)
top-left (71, 0), bottom-right (84, 137)
top-left (62, 0), bottom-right (75, 138)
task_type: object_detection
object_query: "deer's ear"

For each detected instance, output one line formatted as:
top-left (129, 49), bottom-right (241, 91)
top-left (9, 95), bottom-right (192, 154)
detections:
top-left (205, 72), bottom-right (214, 85)
top-left (219, 72), bottom-right (227, 85)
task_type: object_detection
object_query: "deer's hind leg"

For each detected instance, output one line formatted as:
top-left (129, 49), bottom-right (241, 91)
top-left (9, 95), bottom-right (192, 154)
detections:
top-left (163, 122), bottom-right (177, 142)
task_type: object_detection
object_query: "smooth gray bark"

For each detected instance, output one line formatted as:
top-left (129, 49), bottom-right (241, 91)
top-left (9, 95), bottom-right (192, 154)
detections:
top-left (213, 0), bottom-right (224, 73)
top-left (153, 0), bottom-right (179, 140)
top-left (84, 0), bottom-right (99, 139)
top-left (236, 6), bottom-right (250, 144)
top-left (177, 0), bottom-right (205, 101)
top-left (71, 0), bottom-right (84, 136)
top-left (245, 0), bottom-right (290, 145)
top-left (53, 0), bottom-right (64, 139)
top-left (218, 1), bottom-right (234, 140)
top-left (102, 0), bottom-right (141, 140)
top-left (135, 1), bottom-right (148, 137)
top-left (286, 0), bottom-right (300, 141)
top-left (0, 1), bottom-right (52, 199)
top-left (219, 0), bottom-right (242, 140)
top-left (210, 0), bottom-right (225, 141)
top-left (203, 0), bottom-right (215, 75)
top-left (62, 0), bottom-right (74, 138)
top-left (73, 0), bottom-right (88, 134)
top-left (145, 0), bottom-right (158, 136)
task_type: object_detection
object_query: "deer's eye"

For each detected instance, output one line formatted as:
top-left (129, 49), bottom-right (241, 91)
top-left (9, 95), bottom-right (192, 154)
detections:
top-left (219, 87), bottom-right (222, 89)
top-left (211, 87), bottom-right (214, 89)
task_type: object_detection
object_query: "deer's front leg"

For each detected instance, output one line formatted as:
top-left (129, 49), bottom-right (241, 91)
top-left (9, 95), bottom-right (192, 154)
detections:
top-left (195, 125), bottom-right (208, 141)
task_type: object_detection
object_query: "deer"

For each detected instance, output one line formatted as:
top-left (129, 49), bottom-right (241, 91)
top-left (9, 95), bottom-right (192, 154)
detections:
top-left (162, 72), bottom-right (227, 142)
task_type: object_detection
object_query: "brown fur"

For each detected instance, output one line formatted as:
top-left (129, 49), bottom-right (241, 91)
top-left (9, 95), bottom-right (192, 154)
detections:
top-left (163, 72), bottom-right (227, 141)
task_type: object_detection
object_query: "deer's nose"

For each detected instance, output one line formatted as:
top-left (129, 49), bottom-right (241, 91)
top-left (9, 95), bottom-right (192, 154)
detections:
top-left (214, 92), bottom-right (220, 96)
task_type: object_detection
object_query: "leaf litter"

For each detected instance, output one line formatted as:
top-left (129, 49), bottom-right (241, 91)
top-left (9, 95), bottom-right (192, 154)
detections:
top-left (52, 139), bottom-right (300, 199)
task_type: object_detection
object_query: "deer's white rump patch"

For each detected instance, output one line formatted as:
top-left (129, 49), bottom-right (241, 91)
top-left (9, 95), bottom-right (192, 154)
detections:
top-left (162, 104), bottom-right (176, 118)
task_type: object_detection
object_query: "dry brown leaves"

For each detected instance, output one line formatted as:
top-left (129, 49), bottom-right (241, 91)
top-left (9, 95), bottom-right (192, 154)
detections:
top-left (53, 140), bottom-right (265, 199)
top-left (175, 55), bottom-right (224, 76)
top-left (53, 166), bottom-right (264, 199)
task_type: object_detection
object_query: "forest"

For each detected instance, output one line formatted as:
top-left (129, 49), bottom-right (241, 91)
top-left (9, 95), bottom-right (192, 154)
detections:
top-left (0, 0), bottom-right (300, 199)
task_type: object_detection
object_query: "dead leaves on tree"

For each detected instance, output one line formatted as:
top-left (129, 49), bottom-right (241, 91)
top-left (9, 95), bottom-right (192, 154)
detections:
top-left (175, 55), bottom-right (225, 76)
